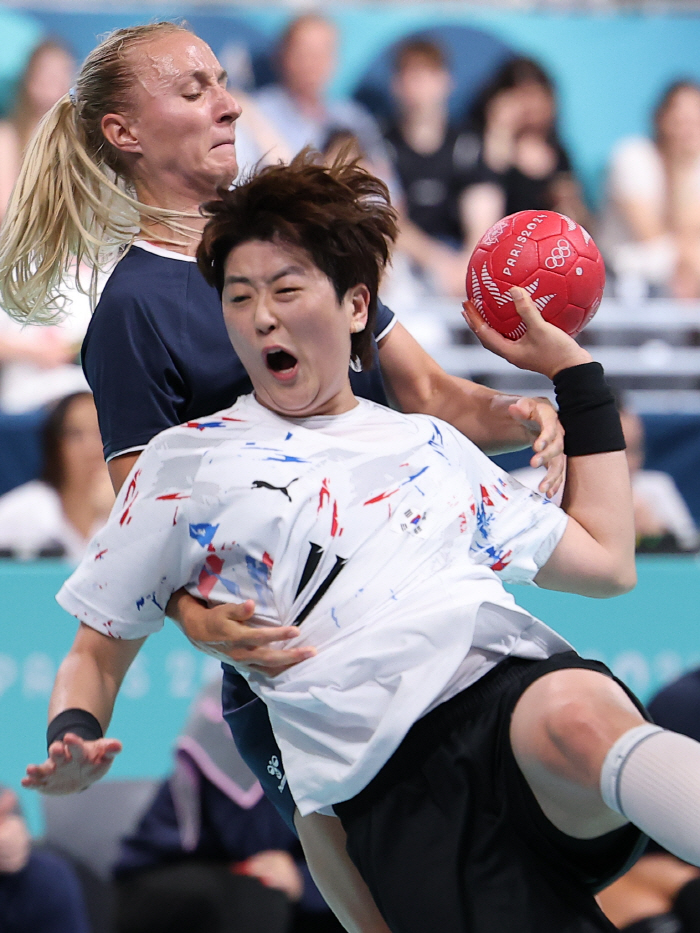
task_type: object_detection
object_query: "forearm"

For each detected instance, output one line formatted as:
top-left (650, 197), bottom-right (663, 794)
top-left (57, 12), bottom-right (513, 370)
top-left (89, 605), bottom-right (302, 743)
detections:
top-left (396, 369), bottom-right (536, 454)
top-left (295, 811), bottom-right (391, 933)
top-left (536, 364), bottom-right (635, 596)
top-left (560, 451), bottom-right (636, 593)
top-left (379, 324), bottom-right (537, 452)
top-left (49, 624), bottom-right (144, 731)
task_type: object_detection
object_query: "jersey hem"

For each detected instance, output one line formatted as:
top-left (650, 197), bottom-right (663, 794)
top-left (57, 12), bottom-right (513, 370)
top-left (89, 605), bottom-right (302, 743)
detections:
top-left (105, 445), bottom-right (147, 464)
top-left (375, 314), bottom-right (397, 344)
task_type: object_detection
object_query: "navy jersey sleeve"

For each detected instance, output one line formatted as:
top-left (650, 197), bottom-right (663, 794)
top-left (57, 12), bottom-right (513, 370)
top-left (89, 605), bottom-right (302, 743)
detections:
top-left (374, 298), bottom-right (396, 342)
top-left (83, 286), bottom-right (187, 461)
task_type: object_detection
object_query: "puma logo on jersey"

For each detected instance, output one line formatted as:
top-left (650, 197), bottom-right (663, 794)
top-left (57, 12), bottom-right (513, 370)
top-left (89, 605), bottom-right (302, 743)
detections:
top-left (252, 478), bottom-right (299, 501)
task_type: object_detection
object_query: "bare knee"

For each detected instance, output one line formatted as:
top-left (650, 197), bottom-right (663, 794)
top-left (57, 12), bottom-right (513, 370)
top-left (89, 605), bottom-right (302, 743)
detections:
top-left (511, 669), bottom-right (645, 789)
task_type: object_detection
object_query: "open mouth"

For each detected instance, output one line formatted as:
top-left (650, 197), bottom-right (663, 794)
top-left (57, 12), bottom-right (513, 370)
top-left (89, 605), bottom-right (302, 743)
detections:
top-left (265, 348), bottom-right (298, 374)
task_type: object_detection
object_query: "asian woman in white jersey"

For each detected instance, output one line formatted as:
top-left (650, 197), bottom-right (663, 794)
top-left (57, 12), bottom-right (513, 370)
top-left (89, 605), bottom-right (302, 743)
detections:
top-left (24, 155), bottom-right (700, 933)
top-left (0, 21), bottom-right (564, 673)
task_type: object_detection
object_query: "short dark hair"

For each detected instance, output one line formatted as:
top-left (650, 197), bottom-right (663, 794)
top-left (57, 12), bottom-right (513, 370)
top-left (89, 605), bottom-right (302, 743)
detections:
top-left (393, 38), bottom-right (447, 74)
top-left (468, 56), bottom-right (555, 134)
top-left (197, 150), bottom-right (398, 370)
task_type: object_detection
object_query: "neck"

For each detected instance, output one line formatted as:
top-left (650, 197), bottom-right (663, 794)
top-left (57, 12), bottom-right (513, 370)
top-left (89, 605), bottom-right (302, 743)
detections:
top-left (401, 105), bottom-right (448, 155)
top-left (133, 176), bottom-right (207, 256)
top-left (287, 85), bottom-right (325, 118)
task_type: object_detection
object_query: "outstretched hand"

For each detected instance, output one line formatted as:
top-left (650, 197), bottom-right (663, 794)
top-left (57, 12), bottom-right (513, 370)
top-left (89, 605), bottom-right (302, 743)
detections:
top-left (22, 734), bottom-right (122, 795)
top-left (173, 597), bottom-right (316, 676)
top-left (462, 287), bottom-right (592, 380)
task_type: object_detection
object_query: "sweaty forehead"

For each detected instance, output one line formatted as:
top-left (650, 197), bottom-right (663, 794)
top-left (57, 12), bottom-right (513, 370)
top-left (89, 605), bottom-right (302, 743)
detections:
top-left (134, 33), bottom-right (219, 94)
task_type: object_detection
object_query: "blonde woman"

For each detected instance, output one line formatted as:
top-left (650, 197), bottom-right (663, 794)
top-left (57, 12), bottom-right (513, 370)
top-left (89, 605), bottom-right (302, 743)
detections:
top-left (0, 22), bottom-right (564, 932)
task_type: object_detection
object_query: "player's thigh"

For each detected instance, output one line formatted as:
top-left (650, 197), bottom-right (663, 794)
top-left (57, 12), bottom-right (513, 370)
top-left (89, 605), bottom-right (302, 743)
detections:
top-left (510, 667), bottom-right (646, 838)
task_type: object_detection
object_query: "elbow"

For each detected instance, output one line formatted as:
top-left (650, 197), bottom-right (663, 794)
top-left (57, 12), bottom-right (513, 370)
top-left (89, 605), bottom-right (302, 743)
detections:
top-left (595, 561), bottom-right (637, 598)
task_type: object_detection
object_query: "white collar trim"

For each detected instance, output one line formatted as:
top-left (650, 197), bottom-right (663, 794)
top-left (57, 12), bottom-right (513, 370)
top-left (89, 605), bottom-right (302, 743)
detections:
top-left (133, 240), bottom-right (198, 263)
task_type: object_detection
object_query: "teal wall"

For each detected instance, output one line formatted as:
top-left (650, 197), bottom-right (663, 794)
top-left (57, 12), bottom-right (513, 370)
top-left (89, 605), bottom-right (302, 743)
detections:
top-left (1, 557), bottom-right (699, 835)
top-left (3, 4), bottom-right (700, 204)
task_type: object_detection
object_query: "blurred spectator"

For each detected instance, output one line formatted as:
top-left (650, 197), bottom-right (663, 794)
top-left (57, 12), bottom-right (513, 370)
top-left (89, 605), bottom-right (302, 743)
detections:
top-left (0, 392), bottom-right (113, 561)
top-left (0, 278), bottom-right (91, 414)
top-left (0, 39), bottom-right (75, 220)
top-left (320, 129), bottom-right (426, 313)
top-left (465, 56), bottom-right (590, 227)
top-left (114, 678), bottom-right (342, 933)
top-left (0, 786), bottom-right (91, 933)
top-left (597, 671), bottom-right (700, 932)
top-left (511, 405), bottom-right (698, 553)
top-left (254, 15), bottom-right (394, 184)
top-left (600, 81), bottom-right (700, 300)
top-left (620, 407), bottom-right (699, 553)
top-left (228, 90), bottom-right (292, 178)
top-left (384, 38), bottom-right (504, 297)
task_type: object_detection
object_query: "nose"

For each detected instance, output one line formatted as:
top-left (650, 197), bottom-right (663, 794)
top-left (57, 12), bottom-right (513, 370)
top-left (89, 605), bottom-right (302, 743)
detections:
top-left (215, 85), bottom-right (242, 124)
top-left (253, 295), bottom-right (278, 334)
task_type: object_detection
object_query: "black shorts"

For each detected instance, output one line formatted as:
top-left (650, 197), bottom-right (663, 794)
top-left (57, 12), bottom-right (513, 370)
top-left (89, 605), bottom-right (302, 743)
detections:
top-left (334, 651), bottom-right (650, 933)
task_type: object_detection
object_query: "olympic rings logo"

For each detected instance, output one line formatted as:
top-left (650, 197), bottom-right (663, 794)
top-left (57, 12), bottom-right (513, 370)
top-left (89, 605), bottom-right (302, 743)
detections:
top-left (544, 239), bottom-right (572, 269)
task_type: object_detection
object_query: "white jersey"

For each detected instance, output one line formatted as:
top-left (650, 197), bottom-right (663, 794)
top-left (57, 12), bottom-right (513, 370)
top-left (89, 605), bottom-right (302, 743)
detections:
top-left (58, 394), bottom-right (570, 814)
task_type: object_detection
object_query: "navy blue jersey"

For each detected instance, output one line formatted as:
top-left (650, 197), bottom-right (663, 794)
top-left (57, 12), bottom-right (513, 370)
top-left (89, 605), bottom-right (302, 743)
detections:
top-left (83, 243), bottom-right (397, 460)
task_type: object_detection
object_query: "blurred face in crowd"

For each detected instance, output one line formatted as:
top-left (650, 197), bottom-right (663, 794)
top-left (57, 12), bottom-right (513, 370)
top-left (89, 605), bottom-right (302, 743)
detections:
top-left (487, 81), bottom-right (555, 136)
top-left (516, 81), bottom-right (555, 134)
top-left (221, 239), bottom-right (367, 418)
top-left (280, 18), bottom-right (337, 101)
top-left (657, 86), bottom-right (700, 159)
top-left (25, 44), bottom-right (74, 117)
top-left (392, 56), bottom-right (452, 114)
top-left (59, 395), bottom-right (107, 489)
top-left (105, 30), bottom-right (241, 201)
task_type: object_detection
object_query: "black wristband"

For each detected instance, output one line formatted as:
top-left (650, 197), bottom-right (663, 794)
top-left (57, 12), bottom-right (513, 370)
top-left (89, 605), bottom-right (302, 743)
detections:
top-left (47, 708), bottom-right (103, 751)
top-left (553, 361), bottom-right (626, 457)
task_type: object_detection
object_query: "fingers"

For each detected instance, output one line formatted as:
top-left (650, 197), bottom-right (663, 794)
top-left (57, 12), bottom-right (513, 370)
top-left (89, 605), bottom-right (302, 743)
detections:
top-left (508, 398), bottom-right (563, 464)
top-left (218, 599), bottom-right (256, 622)
top-left (461, 301), bottom-right (515, 357)
top-left (509, 285), bottom-right (544, 329)
top-left (22, 758), bottom-right (57, 788)
top-left (537, 454), bottom-right (565, 498)
top-left (234, 645), bottom-right (317, 674)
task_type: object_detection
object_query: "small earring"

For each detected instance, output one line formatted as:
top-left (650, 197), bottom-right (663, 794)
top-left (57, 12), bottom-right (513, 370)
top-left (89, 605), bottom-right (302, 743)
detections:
top-left (349, 355), bottom-right (363, 373)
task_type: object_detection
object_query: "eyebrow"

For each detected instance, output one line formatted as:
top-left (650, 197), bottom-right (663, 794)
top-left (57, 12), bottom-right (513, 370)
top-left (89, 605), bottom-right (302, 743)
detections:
top-left (183, 68), bottom-right (228, 85)
top-left (224, 265), bottom-right (308, 287)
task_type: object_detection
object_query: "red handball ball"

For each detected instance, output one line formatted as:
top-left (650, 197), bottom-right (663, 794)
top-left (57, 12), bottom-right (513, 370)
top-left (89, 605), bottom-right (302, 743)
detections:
top-left (466, 210), bottom-right (605, 339)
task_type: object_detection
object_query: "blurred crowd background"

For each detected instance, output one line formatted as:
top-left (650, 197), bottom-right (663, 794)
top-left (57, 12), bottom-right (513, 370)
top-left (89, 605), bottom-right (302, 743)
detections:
top-left (2, 4), bottom-right (700, 933)
top-left (1, 2), bottom-right (700, 560)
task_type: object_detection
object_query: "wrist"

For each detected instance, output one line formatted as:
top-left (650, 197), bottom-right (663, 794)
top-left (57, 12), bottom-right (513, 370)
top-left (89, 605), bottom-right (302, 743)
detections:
top-left (47, 708), bottom-right (103, 752)
top-left (547, 348), bottom-right (594, 381)
top-left (553, 362), bottom-right (626, 457)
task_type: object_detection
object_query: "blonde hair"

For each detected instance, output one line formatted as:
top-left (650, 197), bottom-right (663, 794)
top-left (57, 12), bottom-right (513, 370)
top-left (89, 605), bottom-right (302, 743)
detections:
top-left (0, 21), bottom-right (201, 323)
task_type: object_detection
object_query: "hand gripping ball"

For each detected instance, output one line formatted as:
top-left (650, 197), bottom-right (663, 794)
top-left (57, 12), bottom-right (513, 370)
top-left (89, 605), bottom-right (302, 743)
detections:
top-left (466, 210), bottom-right (605, 339)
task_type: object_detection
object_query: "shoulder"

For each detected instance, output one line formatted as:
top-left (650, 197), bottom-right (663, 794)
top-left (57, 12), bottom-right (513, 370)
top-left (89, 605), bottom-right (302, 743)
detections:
top-left (88, 247), bottom-right (211, 343)
top-left (609, 135), bottom-right (659, 169)
top-left (0, 481), bottom-right (62, 528)
top-left (0, 480), bottom-right (59, 512)
top-left (254, 85), bottom-right (288, 112)
top-left (98, 246), bottom-right (193, 305)
top-left (147, 398), bottom-right (256, 451)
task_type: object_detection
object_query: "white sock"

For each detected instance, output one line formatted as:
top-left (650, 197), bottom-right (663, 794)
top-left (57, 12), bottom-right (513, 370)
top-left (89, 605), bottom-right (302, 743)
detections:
top-left (600, 724), bottom-right (700, 866)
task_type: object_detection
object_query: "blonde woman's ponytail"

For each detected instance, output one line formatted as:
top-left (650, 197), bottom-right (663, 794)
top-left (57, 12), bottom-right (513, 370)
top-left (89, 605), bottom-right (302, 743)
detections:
top-left (0, 21), bottom-right (198, 323)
